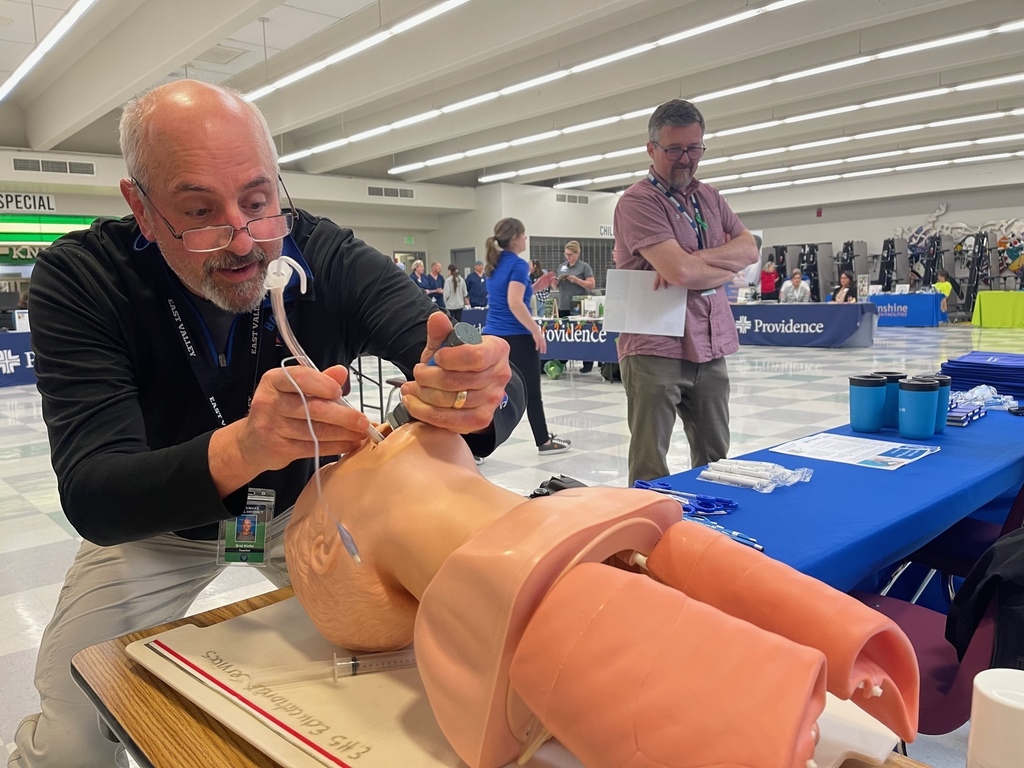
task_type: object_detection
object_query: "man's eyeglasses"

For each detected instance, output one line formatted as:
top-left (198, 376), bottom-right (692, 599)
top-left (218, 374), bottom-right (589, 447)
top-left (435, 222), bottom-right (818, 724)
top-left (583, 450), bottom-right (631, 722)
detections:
top-left (132, 177), bottom-right (295, 253)
top-left (653, 142), bottom-right (706, 161)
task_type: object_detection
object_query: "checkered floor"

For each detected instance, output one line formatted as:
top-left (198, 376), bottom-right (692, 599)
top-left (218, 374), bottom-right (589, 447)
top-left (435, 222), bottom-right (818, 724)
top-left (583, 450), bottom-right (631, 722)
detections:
top-left (3, 323), bottom-right (1022, 766)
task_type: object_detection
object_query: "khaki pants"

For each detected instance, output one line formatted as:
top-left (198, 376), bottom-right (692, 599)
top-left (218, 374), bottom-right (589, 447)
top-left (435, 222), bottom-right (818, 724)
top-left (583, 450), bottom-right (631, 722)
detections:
top-left (10, 513), bottom-right (292, 768)
top-left (619, 354), bottom-right (731, 485)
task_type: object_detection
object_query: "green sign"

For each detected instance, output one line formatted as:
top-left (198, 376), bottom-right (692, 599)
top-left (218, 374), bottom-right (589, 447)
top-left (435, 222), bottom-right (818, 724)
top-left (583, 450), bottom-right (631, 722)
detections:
top-left (404, 235), bottom-right (415, 245)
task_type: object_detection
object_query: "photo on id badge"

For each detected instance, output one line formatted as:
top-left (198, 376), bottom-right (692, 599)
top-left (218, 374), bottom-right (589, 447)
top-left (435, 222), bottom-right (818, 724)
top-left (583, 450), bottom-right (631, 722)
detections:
top-left (219, 488), bottom-right (273, 565)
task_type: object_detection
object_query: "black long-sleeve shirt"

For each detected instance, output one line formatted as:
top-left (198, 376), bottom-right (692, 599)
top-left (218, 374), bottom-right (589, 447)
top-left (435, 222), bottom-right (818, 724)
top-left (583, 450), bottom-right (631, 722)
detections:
top-left (30, 209), bottom-right (523, 545)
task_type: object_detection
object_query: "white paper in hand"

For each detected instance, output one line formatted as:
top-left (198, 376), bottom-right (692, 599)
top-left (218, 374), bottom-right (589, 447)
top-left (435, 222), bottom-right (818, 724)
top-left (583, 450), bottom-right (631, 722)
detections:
top-left (602, 269), bottom-right (687, 337)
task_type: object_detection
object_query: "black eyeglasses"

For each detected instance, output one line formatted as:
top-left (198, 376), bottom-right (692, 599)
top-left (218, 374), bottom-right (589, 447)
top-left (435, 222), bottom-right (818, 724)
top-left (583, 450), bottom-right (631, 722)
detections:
top-left (132, 177), bottom-right (295, 253)
top-left (653, 142), bottom-right (706, 161)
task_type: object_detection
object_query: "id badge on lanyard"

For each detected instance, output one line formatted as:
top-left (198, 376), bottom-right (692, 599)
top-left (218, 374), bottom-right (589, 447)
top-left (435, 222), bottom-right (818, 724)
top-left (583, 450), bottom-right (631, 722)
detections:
top-left (163, 274), bottom-right (278, 567)
top-left (217, 488), bottom-right (274, 566)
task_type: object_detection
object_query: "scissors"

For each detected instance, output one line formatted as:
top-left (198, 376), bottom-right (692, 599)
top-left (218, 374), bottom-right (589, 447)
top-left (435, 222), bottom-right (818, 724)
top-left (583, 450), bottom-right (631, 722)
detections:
top-left (633, 480), bottom-right (727, 513)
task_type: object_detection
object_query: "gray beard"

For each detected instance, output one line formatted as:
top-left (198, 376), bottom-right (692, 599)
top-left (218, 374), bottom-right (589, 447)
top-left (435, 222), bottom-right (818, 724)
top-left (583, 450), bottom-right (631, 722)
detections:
top-left (200, 246), bottom-right (270, 313)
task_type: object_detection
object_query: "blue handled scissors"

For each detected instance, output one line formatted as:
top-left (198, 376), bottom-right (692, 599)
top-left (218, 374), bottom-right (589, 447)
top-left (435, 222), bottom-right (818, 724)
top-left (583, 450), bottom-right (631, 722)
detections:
top-left (633, 480), bottom-right (722, 513)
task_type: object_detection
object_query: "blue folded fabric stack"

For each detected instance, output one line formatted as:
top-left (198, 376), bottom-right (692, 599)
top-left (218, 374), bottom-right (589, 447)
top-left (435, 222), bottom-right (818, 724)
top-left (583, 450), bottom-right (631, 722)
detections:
top-left (940, 351), bottom-right (1024, 398)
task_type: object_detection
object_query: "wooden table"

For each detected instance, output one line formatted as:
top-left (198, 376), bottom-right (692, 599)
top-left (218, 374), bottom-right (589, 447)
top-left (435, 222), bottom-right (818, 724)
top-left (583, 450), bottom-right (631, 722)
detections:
top-left (72, 586), bottom-right (933, 768)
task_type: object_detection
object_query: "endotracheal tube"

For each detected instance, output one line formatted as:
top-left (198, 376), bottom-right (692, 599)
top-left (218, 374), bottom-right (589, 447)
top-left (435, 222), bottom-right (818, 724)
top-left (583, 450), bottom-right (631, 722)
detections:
top-left (263, 255), bottom-right (371, 565)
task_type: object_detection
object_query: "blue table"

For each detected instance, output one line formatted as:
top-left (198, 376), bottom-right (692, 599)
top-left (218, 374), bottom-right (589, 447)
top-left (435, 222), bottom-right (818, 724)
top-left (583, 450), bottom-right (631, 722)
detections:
top-left (870, 293), bottom-right (945, 326)
top-left (654, 413), bottom-right (1024, 591)
top-left (730, 302), bottom-right (876, 347)
top-left (463, 308), bottom-right (619, 362)
top-left (0, 331), bottom-right (35, 386)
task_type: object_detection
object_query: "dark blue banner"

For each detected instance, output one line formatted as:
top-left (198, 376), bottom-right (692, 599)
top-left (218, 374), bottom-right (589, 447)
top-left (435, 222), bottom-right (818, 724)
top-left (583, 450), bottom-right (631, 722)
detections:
top-left (731, 303), bottom-right (876, 348)
top-left (870, 294), bottom-right (944, 326)
top-left (0, 331), bottom-right (36, 387)
top-left (462, 308), bottom-right (619, 361)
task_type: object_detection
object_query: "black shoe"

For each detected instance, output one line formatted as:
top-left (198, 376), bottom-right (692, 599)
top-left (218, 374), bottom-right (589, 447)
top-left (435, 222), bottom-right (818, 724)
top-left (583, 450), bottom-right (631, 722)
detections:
top-left (580, 363), bottom-right (593, 373)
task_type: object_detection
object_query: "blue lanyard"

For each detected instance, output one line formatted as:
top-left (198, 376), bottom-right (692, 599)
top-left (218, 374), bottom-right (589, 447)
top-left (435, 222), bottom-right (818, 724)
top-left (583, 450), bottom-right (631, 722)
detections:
top-left (647, 173), bottom-right (706, 250)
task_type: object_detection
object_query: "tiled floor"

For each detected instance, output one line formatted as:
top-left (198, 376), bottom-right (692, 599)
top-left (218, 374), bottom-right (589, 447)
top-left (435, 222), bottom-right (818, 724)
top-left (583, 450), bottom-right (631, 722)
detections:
top-left (3, 323), bottom-right (1022, 766)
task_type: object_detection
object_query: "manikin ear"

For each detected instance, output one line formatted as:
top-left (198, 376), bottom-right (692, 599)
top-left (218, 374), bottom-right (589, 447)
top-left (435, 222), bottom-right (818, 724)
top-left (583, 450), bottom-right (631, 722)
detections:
top-left (309, 529), bottom-right (341, 576)
top-left (119, 178), bottom-right (158, 242)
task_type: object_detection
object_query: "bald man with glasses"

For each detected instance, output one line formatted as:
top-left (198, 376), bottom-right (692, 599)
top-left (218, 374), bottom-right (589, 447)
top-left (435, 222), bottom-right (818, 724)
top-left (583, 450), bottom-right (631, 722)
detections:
top-left (612, 99), bottom-right (758, 485)
top-left (10, 80), bottom-right (524, 768)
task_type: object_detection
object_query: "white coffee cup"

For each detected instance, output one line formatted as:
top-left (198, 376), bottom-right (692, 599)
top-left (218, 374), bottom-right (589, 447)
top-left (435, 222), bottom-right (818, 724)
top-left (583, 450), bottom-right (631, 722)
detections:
top-left (967, 668), bottom-right (1024, 768)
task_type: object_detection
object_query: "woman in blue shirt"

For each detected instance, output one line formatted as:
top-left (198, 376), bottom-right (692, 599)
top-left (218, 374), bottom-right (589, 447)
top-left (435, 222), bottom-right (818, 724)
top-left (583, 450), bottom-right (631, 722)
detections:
top-left (482, 218), bottom-right (570, 454)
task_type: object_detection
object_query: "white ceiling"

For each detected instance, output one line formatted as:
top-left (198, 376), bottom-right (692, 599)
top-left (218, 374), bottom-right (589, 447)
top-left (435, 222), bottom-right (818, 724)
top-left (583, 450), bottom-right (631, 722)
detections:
top-left (0, 0), bottom-right (1022, 211)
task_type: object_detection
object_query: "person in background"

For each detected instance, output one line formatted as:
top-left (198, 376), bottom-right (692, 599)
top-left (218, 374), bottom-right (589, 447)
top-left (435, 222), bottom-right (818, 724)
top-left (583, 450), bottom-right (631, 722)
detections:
top-left (466, 260), bottom-right (488, 308)
top-left (829, 270), bottom-right (857, 303)
top-left (934, 268), bottom-right (953, 313)
top-left (556, 240), bottom-right (596, 373)
top-left (424, 261), bottom-right (445, 309)
top-left (443, 263), bottom-right (469, 322)
top-left (780, 269), bottom-right (811, 303)
top-left (482, 218), bottom-right (571, 455)
top-left (8, 79), bottom-right (524, 768)
top-left (760, 260), bottom-right (780, 301)
top-left (613, 99), bottom-right (758, 485)
top-left (410, 258), bottom-right (428, 294)
top-left (529, 259), bottom-right (557, 316)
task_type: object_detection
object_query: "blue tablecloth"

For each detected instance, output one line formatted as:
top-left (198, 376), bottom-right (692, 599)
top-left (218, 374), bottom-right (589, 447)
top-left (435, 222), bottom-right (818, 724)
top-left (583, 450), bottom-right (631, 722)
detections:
top-left (463, 308), bottom-right (619, 362)
top-left (730, 303), bottom-right (876, 347)
top-left (870, 293), bottom-right (945, 326)
top-left (654, 412), bottom-right (1024, 591)
top-left (0, 331), bottom-right (35, 387)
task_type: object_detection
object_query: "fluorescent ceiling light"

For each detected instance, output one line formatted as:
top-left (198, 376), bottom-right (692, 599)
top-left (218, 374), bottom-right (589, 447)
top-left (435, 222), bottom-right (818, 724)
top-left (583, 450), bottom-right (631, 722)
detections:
top-left (510, 131), bottom-right (562, 146)
top-left (693, 81), bottom-right (773, 103)
top-left (702, 174), bottom-right (741, 183)
top-left (953, 153), bottom-right (1012, 163)
top-left (846, 151), bottom-right (905, 162)
top-left (278, 149), bottom-right (314, 164)
top-left (750, 181), bottom-right (793, 191)
top-left (390, 0), bottom-right (471, 34)
top-left (559, 155), bottom-right (604, 168)
top-left (841, 168), bottom-right (894, 178)
top-left (907, 141), bottom-right (972, 153)
top-left (783, 106), bottom-right (859, 123)
top-left (715, 121), bottom-right (781, 137)
top-left (864, 89), bottom-right (951, 108)
top-left (775, 57), bottom-right (871, 82)
top-left (570, 44), bottom-right (656, 74)
top-left (245, 1), bottom-right (469, 101)
top-left (465, 142), bottom-right (511, 157)
top-left (954, 72), bottom-right (1024, 91)
top-left (793, 175), bottom-right (841, 184)
top-left (391, 111), bottom-right (443, 129)
top-left (424, 153), bottom-right (465, 166)
top-left (562, 117), bottom-right (621, 134)
top-left (389, 162), bottom-right (427, 175)
top-left (440, 92), bottom-right (500, 113)
top-left (553, 179), bottom-right (593, 189)
top-left (622, 108), bottom-right (656, 120)
top-left (657, 9), bottom-right (761, 45)
top-left (790, 160), bottom-right (843, 170)
top-left (787, 137), bottom-right (852, 151)
top-left (518, 164), bottom-right (559, 175)
top-left (0, 0), bottom-right (101, 104)
top-left (740, 167), bottom-right (790, 178)
top-left (348, 126), bottom-right (391, 142)
top-left (894, 160), bottom-right (951, 171)
top-left (977, 132), bottom-right (1024, 144)
top-left (605, 147), bottom-right (646, 158)
top-left (500, 71), bottom-right (571, 95)
top-left (731, 147), bottom-right (787, 160)
top-left (854, 125), bottom-right (924, 139)
top-left (927, 113), bottom-right (1004, 128)
top-left (876, 29), bottom-right (989, 59)
top-left (478, 172), bottom-right (517, 183)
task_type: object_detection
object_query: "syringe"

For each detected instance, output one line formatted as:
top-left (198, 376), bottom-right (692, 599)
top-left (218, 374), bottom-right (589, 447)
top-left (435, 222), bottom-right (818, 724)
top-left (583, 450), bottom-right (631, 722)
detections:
top-left (263, 256), bottom-right (384, 445)
top-left (248, 648), bottom-right (417, 689)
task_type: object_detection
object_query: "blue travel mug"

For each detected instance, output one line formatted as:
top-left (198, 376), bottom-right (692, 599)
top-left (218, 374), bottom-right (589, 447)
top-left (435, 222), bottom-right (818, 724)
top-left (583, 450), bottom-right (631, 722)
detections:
top-left (849, 374), bottom-right (887, 433)
top-left (917, 374), bottom-right (952, 434)
top-left (873, 371), bottom-right (906, 429)
top-left (898, 377), bottom-right (939, 440)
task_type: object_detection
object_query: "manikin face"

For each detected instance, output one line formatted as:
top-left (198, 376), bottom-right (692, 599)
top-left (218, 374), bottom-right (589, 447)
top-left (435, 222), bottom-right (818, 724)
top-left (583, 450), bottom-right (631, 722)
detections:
top-left (122, 83), bottom-right (283, 314)
top-left (648, 122), bottom-right (705, 190)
